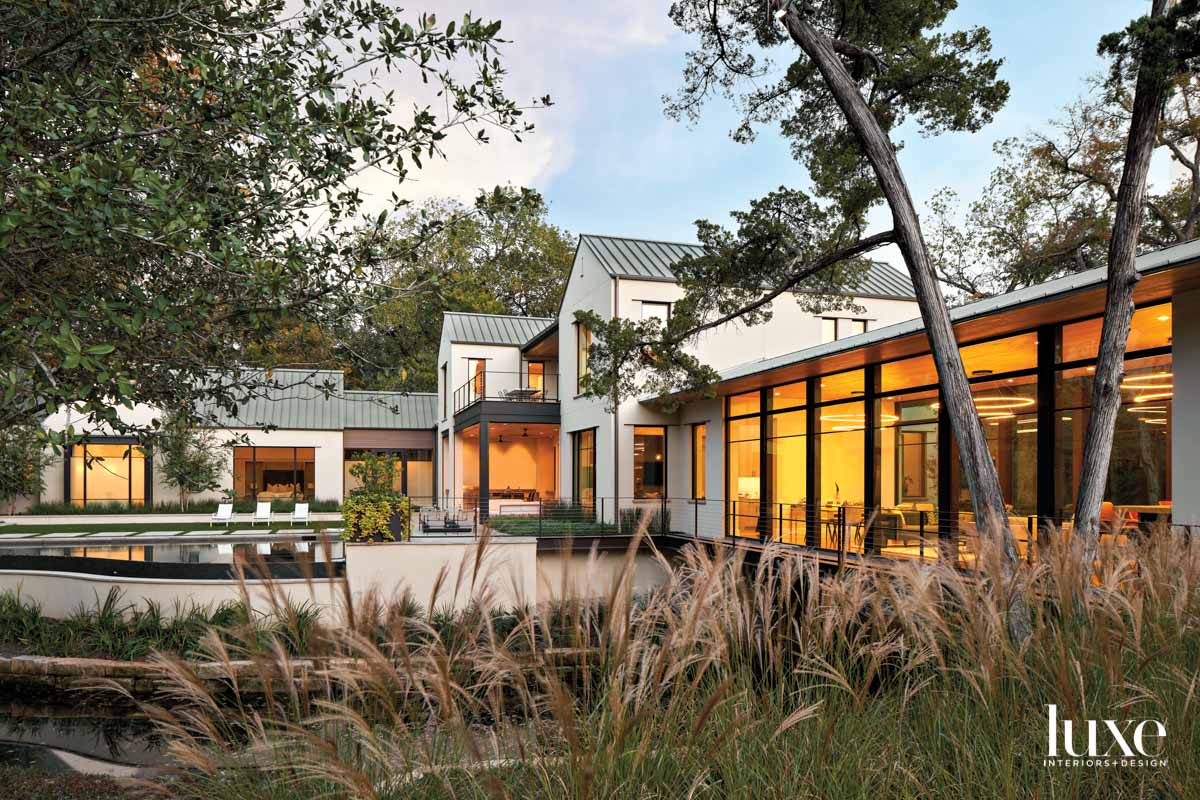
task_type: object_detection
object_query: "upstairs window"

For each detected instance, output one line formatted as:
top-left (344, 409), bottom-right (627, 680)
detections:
top-left (642, 301), bottom-right (671, 325)
top-left (576, 324), bottom-right (592, 394)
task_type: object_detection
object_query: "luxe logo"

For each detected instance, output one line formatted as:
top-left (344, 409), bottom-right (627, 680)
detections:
top-left (1045, 704), bottom-right (1168, 768)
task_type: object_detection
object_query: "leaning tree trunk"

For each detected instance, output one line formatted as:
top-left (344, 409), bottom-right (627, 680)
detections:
top-left (774, 2), bottom-right (1031, 641)
top-left (1072, 0), bottom-right (1171, 583)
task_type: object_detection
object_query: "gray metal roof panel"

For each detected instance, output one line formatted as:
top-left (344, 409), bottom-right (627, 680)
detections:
top-left (342, 391), bottom-right (437, 429)
top-left (578, 233), bottom-right (916, 298)
top-left (711, 237), bottom-right (1200, 387)
top-left (444, 312), bottom-right (555, 346)
top-left (199, 369), bottom-right (346, 430)
top-left (198, 370), bottom-right (437, 431)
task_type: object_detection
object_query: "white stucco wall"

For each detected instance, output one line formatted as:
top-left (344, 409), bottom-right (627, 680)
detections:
top-left (23, 403), bottom-right (347, 508)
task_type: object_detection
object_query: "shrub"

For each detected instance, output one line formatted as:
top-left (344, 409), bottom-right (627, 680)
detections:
top-left (342, 495), bottom-right (411, 542)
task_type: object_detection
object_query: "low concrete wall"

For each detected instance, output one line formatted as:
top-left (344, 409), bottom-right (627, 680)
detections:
top-left (345, 537), bottom-right (539, 612)
top-left (0, 570), bottom-right (342, 618)
top-left (535, 550), bottom-right (672, 605)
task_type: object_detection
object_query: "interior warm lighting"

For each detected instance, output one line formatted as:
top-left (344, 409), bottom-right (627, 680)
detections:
top-left (1120, 372), bottom-right (1172, 391)
top-left (820, 412), bottom-right (900, 424)
top-left (1062, 416), bottom-right (1072, 421)
top-left (1158, 315), bottom-right (1171, 322)
top-left (1134, 392), bottom-right (1174, 403)
top-left (1017, 427), bottom-right (1038, 434)
top-left (1144, 419), bottom-right (1168, 425)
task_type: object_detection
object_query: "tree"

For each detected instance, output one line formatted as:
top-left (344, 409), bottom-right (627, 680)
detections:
top-left (0, 424), bottom-right (50, 513)
top-left (930, 72), bottom-right (1200, 302)
top-left (1071, 0), bottom-right (1200, 575)
top-left (2, 0), bottom-right (542, 445)
top-left (157, 411), bottom-right (224, 510)
top-left (335, 186), bottom-right (574, 391)
top-left (589, 0), bottom-right (1030, 636)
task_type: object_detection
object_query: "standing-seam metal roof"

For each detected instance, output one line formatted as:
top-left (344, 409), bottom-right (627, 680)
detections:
top-left (443, 312), bottom-right (555, 346)
top-left (197, 369), bottom-right (436, 431)
top-left (342, 391), bottom-right (437, 429)
top-left (578, 233), bottom-right (917, 299)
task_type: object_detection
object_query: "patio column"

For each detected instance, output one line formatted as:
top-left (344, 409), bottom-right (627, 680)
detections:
top-left (478, 418), bottom-right (490, 521)
top-left (1172, 288), bottom-right (1200, 530)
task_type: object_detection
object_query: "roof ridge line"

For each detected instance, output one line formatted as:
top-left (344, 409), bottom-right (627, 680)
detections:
top-left (443, 311), bottom-right (554, 320)
top-left (580, 232), bottom-right (704, 249)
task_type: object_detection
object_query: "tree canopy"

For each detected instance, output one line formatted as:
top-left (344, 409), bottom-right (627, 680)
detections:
top-left (581, 0), bottom-right (1010, 406)
top-left (1, 0), bottom-right (542, 444)
top-left (249, 186), bottom-right (574, 392)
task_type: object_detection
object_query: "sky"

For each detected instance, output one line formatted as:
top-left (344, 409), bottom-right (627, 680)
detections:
top-left (364, 1), bottom-right (1163, 266)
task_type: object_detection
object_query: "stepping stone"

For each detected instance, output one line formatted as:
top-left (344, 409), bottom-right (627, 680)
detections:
top-left (91, 530), bottom-right (138, 538)
top-left (182, 530), bottom-right (223, 537)
top-left (275, 528), bottom-right (315, 535)
top-left (37, 531), bottom-right (93, 539)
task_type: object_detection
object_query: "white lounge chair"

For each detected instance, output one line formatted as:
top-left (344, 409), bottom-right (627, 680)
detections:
top-left (252, 501), bottom-right (272, 526)
top-left (291, 502), bottom-right (310, 526)
top-left (211, 503), bottom-right (234, 527)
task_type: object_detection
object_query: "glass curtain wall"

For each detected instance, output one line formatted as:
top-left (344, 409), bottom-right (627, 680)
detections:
top-left (722, 303), bottom-right (1174, 559)
top-left (1055, 310), bottom-right (1173, 538)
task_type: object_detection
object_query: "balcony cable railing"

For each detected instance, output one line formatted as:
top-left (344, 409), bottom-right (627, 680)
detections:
top-left (452, 370), bottom-right (560, 413)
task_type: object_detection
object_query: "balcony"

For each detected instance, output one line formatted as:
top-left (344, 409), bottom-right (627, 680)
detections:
top-left (453, 370), bottom-right (560, 413)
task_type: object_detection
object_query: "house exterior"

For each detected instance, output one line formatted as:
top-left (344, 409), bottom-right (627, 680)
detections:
top-left (20, 370), bottom-right (436, 511)
top-left (436, 233), bottom-right (921, 520)
top-left (17, 229), bottom-right (1200, 570)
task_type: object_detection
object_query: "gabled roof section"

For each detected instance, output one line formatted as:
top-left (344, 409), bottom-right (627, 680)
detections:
top-left (443, 312), bottom-right (555, 347)
top-left (580, 234), bottom-right (705, 280)
top-left (577, 233), bottom-right (916, 299)
top-left (343, 391), bottom-right (437, 429)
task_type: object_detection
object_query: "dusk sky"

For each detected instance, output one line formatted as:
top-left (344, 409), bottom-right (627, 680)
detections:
top-left (378, 2), bottom-right (1163, 266)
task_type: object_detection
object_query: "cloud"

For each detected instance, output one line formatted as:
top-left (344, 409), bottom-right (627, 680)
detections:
top-left (346, 2), bottom-right (679, 215)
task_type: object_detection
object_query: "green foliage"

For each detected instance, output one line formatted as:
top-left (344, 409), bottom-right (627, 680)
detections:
top-left (0, 423), bottom-right (49, 512)
top-left (342, 494), bottom-right (410, 542)
top-left (334, 186), bottom-right (575, 391)
top-left (347, 452), bottom-right (400, 499)
top-left (931, 32), bottom-right (1200, 301)
top-left (1, 0), bottom-right (541, 444)
top-left (156, 411), bottom-right (224, 509)
top-left (0, 587), bottom-right (320, 661)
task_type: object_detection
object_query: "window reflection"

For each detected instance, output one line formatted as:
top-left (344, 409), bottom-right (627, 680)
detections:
top-left (1054, 354), bottom-right (1172, 530)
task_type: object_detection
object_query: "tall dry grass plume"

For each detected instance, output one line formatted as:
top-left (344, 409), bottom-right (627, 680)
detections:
top-left (117, 521), bottom-right (1199, 799)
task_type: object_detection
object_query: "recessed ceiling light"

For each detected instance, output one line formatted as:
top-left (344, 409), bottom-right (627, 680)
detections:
top-left (1158, 315), bottom-right (1170, 322)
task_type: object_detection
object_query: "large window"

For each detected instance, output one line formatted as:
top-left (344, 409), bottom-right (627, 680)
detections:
top-left (572, 428), bottom-right (596, 505)
top-left (576, 324), bottom-right (592, 394)
top-left (1055, 352), bottom-right (1172, 528)
top-left (233, 446), bottom-right (316, 501)
top-left (343, 448), bottom-right (433, 506)
top-left (727, 413), bottom-right (760, 538)
top-left (69, 441), bottom-right (147, 507)
top-left (633, 426), bottom-right (667, 499)
top-left (691, 423), bottom-right (707, 500)
top-left (768, 405), bottom-right (806, 545)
